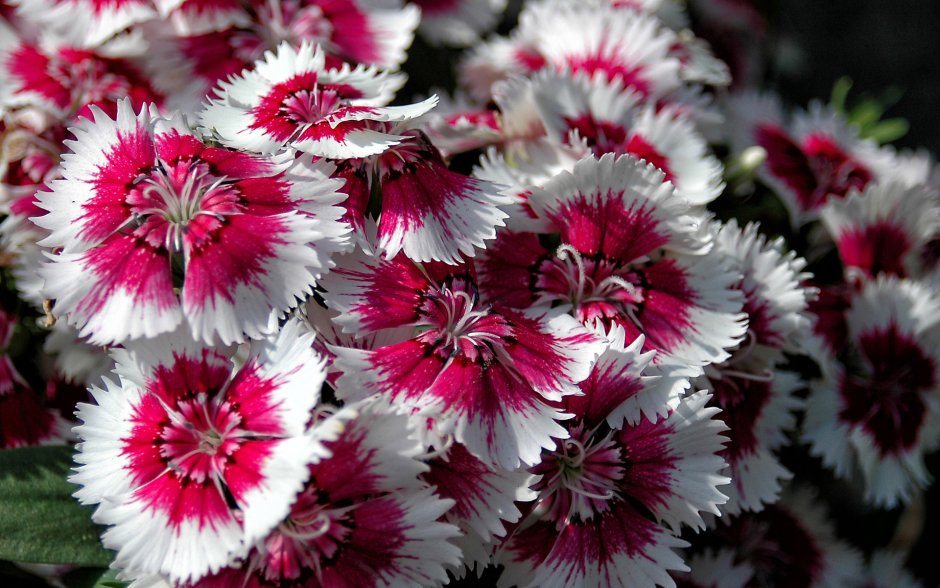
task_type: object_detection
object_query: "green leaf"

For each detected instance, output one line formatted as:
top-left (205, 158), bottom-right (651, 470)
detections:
top-left (866, 118), bottom-right (910, 144)
top-left (830, 76), bottom-right (853, 112)
top-left (61, 567), bottom-right (128, 588)
top-left (0, 446), bottom-right (113, 567)
top-left (847, 99), bottom-right (884, 130)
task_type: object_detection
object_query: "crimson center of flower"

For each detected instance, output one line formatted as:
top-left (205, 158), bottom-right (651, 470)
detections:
top-left (545, 245), bottom-right (644, 325)
top-left (54, 50), bottom-right (125, 108)
top-left (535, 427), bottom-right (624, 525)
top-left (422, 285), bottom-right (511, 362)
top-left (159, 393), bottom-right (242, 484)
top-left (802, 134), bottom-right (872, 200)
top-left (281, 88), bottom-right (341, 124)
top-left (127, 159), bottom-right (235, 253)
top-left (261, 487), bottom-right (355, 581)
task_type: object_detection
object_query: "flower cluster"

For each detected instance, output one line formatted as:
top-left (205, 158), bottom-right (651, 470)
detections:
top-left (1, 0), bottom-right (937, 586)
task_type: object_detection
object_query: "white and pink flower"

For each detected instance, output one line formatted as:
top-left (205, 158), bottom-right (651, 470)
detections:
top-left (498, 390), bottom-right (730, 588)
top-left (527, 70), bottom-right (724, 205)
top-left (477, 154), bottom-right (747, 370)
top-left (712, 487), bottom-right (864, 587)
top-left (200, 41), bottom-right (435, 158)
top-left (803, 277), bottom-right (940, 507)
top-left (10, 0), bottom-right (157, 47)
top-left (71, 319), bottom-right (330, 583)
top-left (324, 250), bottom-right (606, 469)
top-left (821, 180), bottom-right (940, 281)
top-left (188, 398), bottom-right (461, 587)
top-left (0, 31), bottom-right (164, 122)
top-left (458, 1), bottom-right (682, 104)
top-left (727, 93), bottom-right (896, 225)
top-left (335, 128), bottom-right (512, 264)
top-left (422, 440), bottom-right (537, 578)
top-left (36, 98), bottom-right (349, 345)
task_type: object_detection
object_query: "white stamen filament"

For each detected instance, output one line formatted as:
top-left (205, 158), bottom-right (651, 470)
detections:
top-left (415, 434), bottom-right (455, 461)
top-left (279, 511), bottom-right (332, 542)
top-left (547, 433), bottom-right (620, 511)
top-left (432, 289), bottom-right (503, 350)
top-left (133, 164), bottom-right (227, 254)
top-left (555, 244), bottom-right (642, 313)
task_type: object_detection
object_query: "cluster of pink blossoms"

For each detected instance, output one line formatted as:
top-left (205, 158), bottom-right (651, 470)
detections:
top-left (1, 0), bottom-right (938, 586)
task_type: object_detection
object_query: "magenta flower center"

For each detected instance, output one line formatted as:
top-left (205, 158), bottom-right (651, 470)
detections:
top-left (127, 160), bottom-right (236, 253)
top-left (159, 393), bottom-right (242, 484)
top-left (534, 427), bottom-right (624, 525)
top-left (281, 88), bottom-right (342, 124)
top-left (543, 245), bottom-right (644, 324)
top-left (839, 325), bottom-right (936, 453)
top-left (421, 286), bottom-right (510, 361)
top-left (259, 487), bottom-right (355, 581)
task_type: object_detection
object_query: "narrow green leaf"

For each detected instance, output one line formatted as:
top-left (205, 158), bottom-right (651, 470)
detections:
top-left (848, 99), bottom-right (884, 129)
top-left (830, 76), bottom-right (853, 112)
top-left (866, 118), bottom-right (910, 144)
top-left (61, 567), bottom-right (128, 588)
top-left (0, 446), bottom-right (113, 567)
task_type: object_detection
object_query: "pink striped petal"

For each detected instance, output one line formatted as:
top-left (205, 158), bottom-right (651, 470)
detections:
top-left (192, 399), bottom-right (460, 587)
top-left (72, 321), bottom-right (328, 583)
top-left (12, 0), bottom-right (157, 47)
top-left (821, 181), bottom-right (940, 280)
top-left (375, 131), bottom-right (511, 264)
top-left (500, 510), bottom-right (687, 588)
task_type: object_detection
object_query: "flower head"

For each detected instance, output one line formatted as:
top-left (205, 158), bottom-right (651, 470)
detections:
top-left (478, 154), bottom-right (747, 370)
top-left (71, 320), bottom-right (330, 583)
top-left (189, 398), bottom-right (461, 587)
top-left (324, 250), bottom-right (606, 468)
top-left (200, 41), bottom-right (436, 158)
top-left (36, 98), bottom-right (349, 344)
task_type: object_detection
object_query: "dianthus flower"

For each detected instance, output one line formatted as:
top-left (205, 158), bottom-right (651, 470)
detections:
top-left (36, 98), bottom-right (349, 345)
top-left (803, 277), bottom-right (940, 507)
top-left (71, 320), bottom-right (331, 583)
top-left (200, 41), bottom-right (435, 158)
top-left (821, 180), bottom-right (940, 281)
top-left (499, 377), bottom-right (729, 588)
top-left (323, 250), bottom-right (606, 468)
top-left (477, 153), bottom-right (747, 370)
top-left (187, 398), bottom-right (461, 587)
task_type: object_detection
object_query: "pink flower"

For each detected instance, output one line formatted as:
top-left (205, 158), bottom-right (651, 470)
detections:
top-left (35, 98), bottom-right (349, 344)
top-left (727, 93), bottom-right (896, 225)
top-left (11, 0), bottom-right (157, 47)
top-left (821, 180), bottom-right (940, 281)
top-left (521, 70), bottom-right (725, 204)
top-left (498, 388), bottom-right (729, 588)
top-left (188, 398), bottom-right (461, 587)
top-left (477, 154), bottom-right (747, 370)
top-left (421, 441), bottom-right (537, 578)
top-left (458, 2), bottom-right (682, 104)
top-left (148, 0), bottom-right (420, 108)
top-left (335, 127), bottom-right (512, 264)
top-left (711, 488), bottom-right (864, 588)
top-left (323, 250), bottom-right (606, 468)
top-left (200, 41), bottom-right (435, 158)
top-left (0, 37), bottom-right (164, 122)
top-left (691, 220), bottom-right (813, 514)
top-left (803, 277), bottom-right (940, 506)
top-left (71, 320), bottom-right (330, 583)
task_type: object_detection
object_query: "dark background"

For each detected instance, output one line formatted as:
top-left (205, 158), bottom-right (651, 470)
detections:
top-left (769, 0), bottom-right (940, 154)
